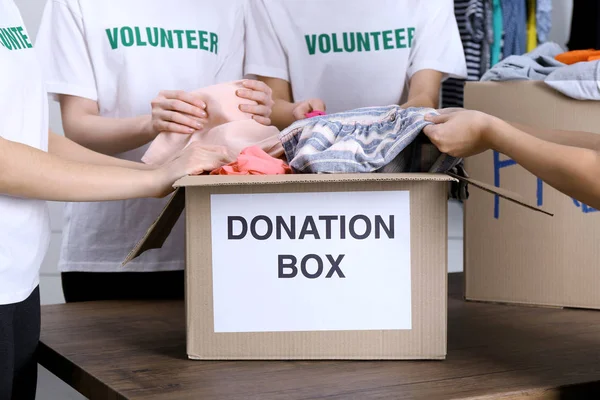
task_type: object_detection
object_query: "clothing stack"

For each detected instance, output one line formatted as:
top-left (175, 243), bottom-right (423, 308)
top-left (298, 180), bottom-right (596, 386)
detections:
top-left (442, 0), bottom-right (552, 108)
top-left (481, 43), bottom-right (600, 101)
top-left (278, 106), bottom-right (469, 201)
top-left (447, 0), bottom-right (600, 102)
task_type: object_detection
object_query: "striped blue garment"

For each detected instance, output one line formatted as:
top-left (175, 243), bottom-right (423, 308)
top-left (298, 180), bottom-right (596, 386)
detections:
top-left (279, 106), bottom-right (462, 174)
top-left (442, 0), bottom-right (487, 108)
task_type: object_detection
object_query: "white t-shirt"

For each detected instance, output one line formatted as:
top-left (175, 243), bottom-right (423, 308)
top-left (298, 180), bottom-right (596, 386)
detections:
top-left (0, 0), bottom-right (51, 304)
top-left (35, 0), bottom-right (246, 273)
top-left (245, 0), bottom-right (468, 114)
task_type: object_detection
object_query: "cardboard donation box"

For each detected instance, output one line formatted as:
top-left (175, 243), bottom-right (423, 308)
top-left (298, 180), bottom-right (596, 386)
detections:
top-left (464, 81), bottom-right (600, 309)
top-left (124, 173), bottom-right (545, 360)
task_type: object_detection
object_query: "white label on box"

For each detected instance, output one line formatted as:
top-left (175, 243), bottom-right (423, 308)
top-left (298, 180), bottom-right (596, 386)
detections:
top-left (210, 191), bottom-right (411, 333)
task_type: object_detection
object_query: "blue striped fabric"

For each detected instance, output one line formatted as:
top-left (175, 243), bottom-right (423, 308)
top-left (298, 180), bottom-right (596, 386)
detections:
top-left (279, 106), bottom-right (462, 174)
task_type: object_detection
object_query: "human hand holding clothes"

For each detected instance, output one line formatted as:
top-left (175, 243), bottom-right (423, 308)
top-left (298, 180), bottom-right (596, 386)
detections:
top-left (150, 90), bottom-right (208, 135)
top-left (153, 143), bottom-right (231, 197)
top-left (422, 108), bottom-right (600, 211)
top-left (423, 109), bottom-right (498, 158)
top-left (236, 79), bottom-right (275, 126)
top-left (292, 98), bottom-right (326, 121)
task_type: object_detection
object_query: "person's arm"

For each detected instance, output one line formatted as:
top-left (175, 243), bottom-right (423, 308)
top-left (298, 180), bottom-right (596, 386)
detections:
top-left (48, 132), bottom-right (153, 170)
top-left (423, 110), bottom-right (600, 209)
top-left (436, 108), bottom-right (600, 151)
top-left (259, 77), bottom-right (295, 129)
top-left (490, 118), bottom-right (600, 209)
top-left (258, 76), bottom-right (326, 130)
top-left (59, 95), bottom-right (157, 155)
top-left (0, 136), bottom-right (229, 202)
top-left (509, 122), bottom-right (600, 151)
top-left (400, 69), bottom-right (443, 109)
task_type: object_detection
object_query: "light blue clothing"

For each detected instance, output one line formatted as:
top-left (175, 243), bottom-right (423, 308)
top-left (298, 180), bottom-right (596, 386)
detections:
top-left (482, 42), bottom-right (565, 81)
top-left (545, 60), bottom-right (600, 101)
top-left (536, 0), bottom-right (553, 44)
top-left (501, 0), bottom-right (527, 57)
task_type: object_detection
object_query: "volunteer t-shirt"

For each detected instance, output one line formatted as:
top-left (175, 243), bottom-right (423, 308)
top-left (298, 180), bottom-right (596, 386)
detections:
top-left (0, 0), bottom-right (51, 304)
top-left (245, 0), bottom-right (468, 114)
top-left (35, 0), bottom-right (246, 273)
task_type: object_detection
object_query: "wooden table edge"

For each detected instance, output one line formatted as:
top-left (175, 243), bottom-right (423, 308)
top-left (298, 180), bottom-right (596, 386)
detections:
top-left (37, 273), bottom-right (600, 400)
top-left (38, 341), bottom-right (127, 400)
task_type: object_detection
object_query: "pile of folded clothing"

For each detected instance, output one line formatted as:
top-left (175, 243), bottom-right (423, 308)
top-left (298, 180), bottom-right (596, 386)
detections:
top-left (482, 42), bottom-right (600, 101)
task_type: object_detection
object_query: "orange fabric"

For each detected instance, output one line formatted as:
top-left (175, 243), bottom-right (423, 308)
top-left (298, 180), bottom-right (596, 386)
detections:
top-left (210, 146), bottom-right (292, 176)
top-left (555, 49), bottom-right (600, 65)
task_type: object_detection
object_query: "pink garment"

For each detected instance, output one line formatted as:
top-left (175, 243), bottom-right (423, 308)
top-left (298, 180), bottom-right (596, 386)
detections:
top-left (305, 110), bottom-right (326, 118)
top-left (210, 146), bottom-right (292, 175)
top-left (142, 80), bottom-right (283, 165)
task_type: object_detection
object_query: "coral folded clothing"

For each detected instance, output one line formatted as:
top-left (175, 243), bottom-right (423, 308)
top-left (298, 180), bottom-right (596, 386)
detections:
top-left (210, 146), bottom-right (292, 175)
top-left (142, 81), bottom-right (283, 165)
top-left (555, 49), bottom-right (600, 65)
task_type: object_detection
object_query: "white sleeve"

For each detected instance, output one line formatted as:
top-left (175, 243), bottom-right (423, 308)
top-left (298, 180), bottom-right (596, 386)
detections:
top-left (407, 0), bottom-right (467, 80)
top-left (243, 0), bottom-right (289, 81)
top-left (35, 0), bottom-right (98, 101)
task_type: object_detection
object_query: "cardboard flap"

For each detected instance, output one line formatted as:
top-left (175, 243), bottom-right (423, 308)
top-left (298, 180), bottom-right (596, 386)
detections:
top-left (122, 188), bottom-right (186, 266)
top-left (447, 172), bottom-right (553, 216)
top-left (174, 173), bottom-right (456, 188)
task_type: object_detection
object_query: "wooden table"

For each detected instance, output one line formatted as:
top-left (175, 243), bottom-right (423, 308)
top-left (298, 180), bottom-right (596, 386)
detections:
top-left (39, 274), bottom-right (600, 400)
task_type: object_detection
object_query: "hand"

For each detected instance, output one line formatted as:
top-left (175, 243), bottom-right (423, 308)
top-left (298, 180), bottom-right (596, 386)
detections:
top-left (236, 80), bottom-right (275, 126)
top-left (150, 90), bottom-right (208, 136)
top-left (423, 110), bottom-right (496, 158)
top-left (436, 107), bottom-right (466, 115)
top-left (152, 143), bottom-right (231, 197)
top-left (292, 98), bottom-right (326, 121)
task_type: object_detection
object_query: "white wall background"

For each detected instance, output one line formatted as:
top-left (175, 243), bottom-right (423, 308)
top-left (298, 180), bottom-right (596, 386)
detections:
top-left (11, 1), bottom-right (573, 398)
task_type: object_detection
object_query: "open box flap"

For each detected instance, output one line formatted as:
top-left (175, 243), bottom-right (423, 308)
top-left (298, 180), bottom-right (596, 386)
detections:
top-left (446, 172), bottom-right (553, 217)
top-left (122, 188), bottom-right (186, 266)
top-left (122, 173), bottom-right (553, 266)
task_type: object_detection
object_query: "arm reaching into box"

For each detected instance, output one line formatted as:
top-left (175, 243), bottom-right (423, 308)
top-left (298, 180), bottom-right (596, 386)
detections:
top-left (400, 70), bottom-right (443, 109)
top-left (434, 108), bottom-right (600, 151)
top-left (258, 76), bottom-right (326, 130)
top-left (48, 132), bottom-right (153, 170)
top-left (423, 110), bottom-right (600, 209)
top-left (261, 68), bottom-right (442, 131)
top-left (0, 134), bottom-right (229, 202)
top-left (508, 122), bottom-right (600, 151)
